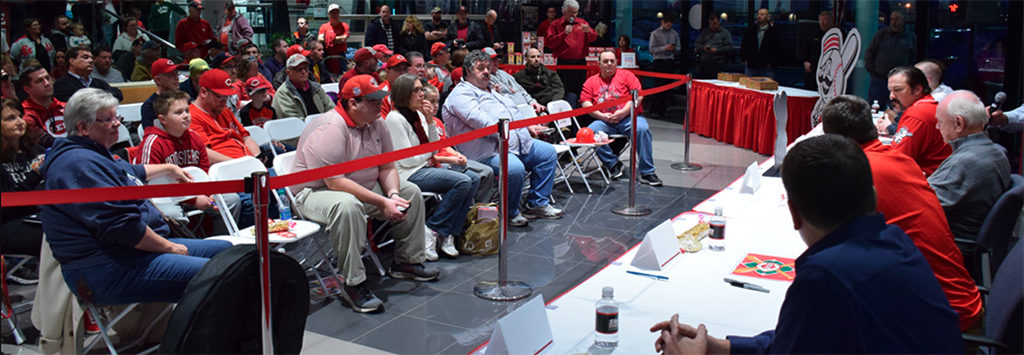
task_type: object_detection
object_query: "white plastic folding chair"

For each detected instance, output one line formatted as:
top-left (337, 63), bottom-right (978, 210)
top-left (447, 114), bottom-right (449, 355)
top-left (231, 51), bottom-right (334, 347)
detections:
top-left (272, 152), bottom-right (354, 304)
top-left (116, 103), bottom-right (143, 125)
top-left (321, 82), bottom-right (339, 94)
top-left (245, 125), bottom-right (272, 148)
top-left (116, 124), bottom-right (134, 147)
top-left (136, 124), bottom-right (146, 144)
top-left (547, 100), bottom-right (610, 193)
top-left (263, 117), bottom-right (305, 157)
top-left (304, 113), bottom-right (325, 125)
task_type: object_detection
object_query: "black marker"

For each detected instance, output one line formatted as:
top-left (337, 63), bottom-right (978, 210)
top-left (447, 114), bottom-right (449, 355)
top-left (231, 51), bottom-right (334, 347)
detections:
top-left (723, 278), bottom-right (769, 293)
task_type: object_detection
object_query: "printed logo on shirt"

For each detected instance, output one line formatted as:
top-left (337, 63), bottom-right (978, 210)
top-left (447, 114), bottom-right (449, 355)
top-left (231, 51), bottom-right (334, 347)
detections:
top-left (892, 127), bottom-right (913, 144)
top-left (126, 171), bottom-right (145, 186)
top-left (47, 116), bottom-right (66, 136)
top-left (164, 150), bottom-right (203, 167)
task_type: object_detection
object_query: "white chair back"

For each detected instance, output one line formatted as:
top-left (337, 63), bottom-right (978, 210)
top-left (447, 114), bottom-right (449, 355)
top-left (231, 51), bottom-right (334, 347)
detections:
top-left (245, 125), bottom-right (272, 147)
top-left (321, 82), bottom-right (339, 93)
top-left (272, 151), bottom-right (297, 175)
top-left (136, 124), bottom-right (146, 144)
top-left (117, 124), bottom-right (133, 146)
top-left (263, 117), bottom-right (306, 142)
top-left (304, 113), bottom-right (324, 124)
top-left (208, 156), bottom-right (267, 182)
top-left (546, 100), bottom-right (574, 128)
top-left (117, 103), bottom-right (143, 124)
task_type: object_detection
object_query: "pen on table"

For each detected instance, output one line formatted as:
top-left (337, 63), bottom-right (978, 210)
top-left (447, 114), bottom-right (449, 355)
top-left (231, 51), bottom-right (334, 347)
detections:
top-left (626, 270), bottom-right (669, 281)
top-left (723, 277), bottom-right (769, 293)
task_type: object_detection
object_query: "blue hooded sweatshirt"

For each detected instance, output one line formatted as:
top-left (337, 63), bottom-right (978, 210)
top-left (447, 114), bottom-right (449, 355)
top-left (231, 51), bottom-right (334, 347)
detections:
top-left (39, 136), bottom-right (170, 270)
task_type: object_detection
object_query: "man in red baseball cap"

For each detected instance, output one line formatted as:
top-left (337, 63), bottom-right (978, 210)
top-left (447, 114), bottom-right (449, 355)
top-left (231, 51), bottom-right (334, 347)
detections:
top-left (377, 54), bottom-right (410, 117)
top-left (338, 47), bottom-right (380, 88)
top-left (181, 41), bottom-right (201, 62)
top-left (189, 68), bottom-right (260, 164)
top-left (371, 44), bottom-right (393, 62)
top-left (290, 74), bottom-right (438, 313)
top-left (140, 58), bottom-right (185, 128)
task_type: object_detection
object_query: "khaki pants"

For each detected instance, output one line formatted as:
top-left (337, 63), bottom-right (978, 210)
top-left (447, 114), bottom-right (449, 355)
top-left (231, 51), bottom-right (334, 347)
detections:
top-left (293, 181), bottom-right (426, 286)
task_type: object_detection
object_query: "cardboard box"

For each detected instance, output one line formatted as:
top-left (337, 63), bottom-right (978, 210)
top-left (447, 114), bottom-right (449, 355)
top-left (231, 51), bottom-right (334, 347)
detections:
top-left (717, 72), bottom-right (747, 82)
top-left (739, 76), bottom-right (779, 90)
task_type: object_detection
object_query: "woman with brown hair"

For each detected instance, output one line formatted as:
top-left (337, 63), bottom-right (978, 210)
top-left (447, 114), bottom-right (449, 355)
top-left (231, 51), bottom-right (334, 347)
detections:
top-left (384, 74), bottom-right (479, 260)
top-left (1, 98), bottom-right (45, 274)
top-left (230, 54), bottom-right (275, 101)
top-left (396, 16), bottom-right (427, 58)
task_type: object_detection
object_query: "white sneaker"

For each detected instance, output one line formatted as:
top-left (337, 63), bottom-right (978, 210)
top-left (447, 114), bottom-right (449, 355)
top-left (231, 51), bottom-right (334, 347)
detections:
top-left (424, 227), bottom-right (439, 261)
top-left (440, 235), bottom-right (459, 258)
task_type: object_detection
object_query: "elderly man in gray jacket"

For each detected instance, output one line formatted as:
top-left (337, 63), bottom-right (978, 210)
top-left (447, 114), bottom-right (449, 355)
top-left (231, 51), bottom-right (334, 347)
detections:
top-left (272, 54), bottom-right (334, 119)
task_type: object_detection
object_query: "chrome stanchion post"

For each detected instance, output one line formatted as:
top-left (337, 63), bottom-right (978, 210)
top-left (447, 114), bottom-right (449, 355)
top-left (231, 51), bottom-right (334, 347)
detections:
top-left (474, 118), bottom-right (532, 301)
top-left (613, 89), bottom-right (653, 216)
top-left (671, 74), bottom-right (703, 171)
top-left (250, 172), bottom-right (274, 354)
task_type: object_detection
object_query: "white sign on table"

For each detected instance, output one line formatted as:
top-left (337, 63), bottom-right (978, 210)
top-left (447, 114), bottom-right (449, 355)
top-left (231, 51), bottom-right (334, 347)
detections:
top-left (620, 52), bottom-right (637, 68)
top-left (739, 161), bottom-right (761, 194)
top-left (630, 220), bottom-right (681, 271)
top-left (485, 295), bottom-right (554, 355)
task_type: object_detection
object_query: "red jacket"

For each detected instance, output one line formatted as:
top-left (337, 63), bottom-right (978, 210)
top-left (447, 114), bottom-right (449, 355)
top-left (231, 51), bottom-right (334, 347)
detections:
top-left (188, 103), bottom-right (252, 159)
top-left (140, 126), bottom-right (211, 171)
top-left (22, 97), bottom-right (66, 137)
top-left (862, 142), bottom-right (981, 330)
top-left (175, 17), bottom-right (216, 58)
top-left (545, 17), bottom-right (597, 60)
top-left (890, 95), bottom-right (951, 176)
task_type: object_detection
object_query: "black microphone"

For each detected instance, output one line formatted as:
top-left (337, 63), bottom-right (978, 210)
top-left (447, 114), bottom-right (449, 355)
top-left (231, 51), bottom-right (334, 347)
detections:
top-left (991, 91), bottom-right (1006, 111)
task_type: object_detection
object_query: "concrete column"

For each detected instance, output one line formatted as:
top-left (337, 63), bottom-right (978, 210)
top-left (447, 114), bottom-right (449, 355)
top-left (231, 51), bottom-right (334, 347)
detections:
top-left (851, 1), bottom-right (879, 99)
top-left (615, 0), bottom-right (632, 46)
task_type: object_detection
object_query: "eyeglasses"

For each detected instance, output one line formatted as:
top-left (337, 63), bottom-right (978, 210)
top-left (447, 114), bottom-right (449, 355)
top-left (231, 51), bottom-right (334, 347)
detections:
top-left (95, 115), bottom-right (123, 125)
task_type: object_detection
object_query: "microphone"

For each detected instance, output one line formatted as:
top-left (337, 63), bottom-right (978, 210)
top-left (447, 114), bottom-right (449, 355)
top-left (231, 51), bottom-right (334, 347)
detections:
top-left (991, 91), bottom-right (1006, 111)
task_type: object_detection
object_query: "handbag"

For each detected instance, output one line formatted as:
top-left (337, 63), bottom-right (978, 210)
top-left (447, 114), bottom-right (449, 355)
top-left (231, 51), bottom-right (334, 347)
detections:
top-left (457, 203), bottom-right (500, 256)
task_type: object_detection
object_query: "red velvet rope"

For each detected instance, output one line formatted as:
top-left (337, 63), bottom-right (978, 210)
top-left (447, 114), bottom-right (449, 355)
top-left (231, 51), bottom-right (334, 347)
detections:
top-left (1, 72), bottom-right (690, 208)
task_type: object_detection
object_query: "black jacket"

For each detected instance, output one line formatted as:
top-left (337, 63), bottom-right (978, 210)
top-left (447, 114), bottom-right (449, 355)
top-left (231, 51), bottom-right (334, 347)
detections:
top-left (512, 65), bottom-right (565, 106)
top-left (446, 20), bottom-right (487, 50)
top-left (364, 17), bottom-right (401, 50)
top-left (53, 74), bottom-right (124, 102)
top-left (740, 24), bottom-right (782, 70)
top-left (396, 31), bottom-right (426, 57)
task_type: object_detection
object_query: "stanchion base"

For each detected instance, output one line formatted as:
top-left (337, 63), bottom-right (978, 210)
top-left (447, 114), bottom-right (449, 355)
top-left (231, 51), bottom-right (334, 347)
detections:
top-left (670, 162), bottom-right (703, 171)
top-left (474, 280), bottom-right (533, 301)
top-left (612, 205), bottom-right (653, 216)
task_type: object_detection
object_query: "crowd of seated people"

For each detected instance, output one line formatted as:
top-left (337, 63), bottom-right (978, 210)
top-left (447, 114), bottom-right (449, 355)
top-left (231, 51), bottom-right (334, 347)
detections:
top-left (0, 4), bottom-right (1018, 353)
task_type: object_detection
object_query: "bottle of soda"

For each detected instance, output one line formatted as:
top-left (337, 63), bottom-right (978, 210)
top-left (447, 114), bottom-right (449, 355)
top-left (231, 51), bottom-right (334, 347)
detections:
top-left (708, 206), bottom-right (726, 251)
top-left (595, 286), bottom-right (619, 349)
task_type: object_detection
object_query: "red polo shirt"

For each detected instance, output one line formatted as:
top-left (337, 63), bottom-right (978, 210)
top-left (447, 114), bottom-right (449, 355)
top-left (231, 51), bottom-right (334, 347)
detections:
top-left (863, 141), bottom-right (982, 330)
top-left (188, 103), bottom-right (252, 159)
top-left (175, 17), bottom-right (216, 58)
top-left (890, 95), bottom-right (951, 176)
top-left (545, 17), bottom-right (597, 60)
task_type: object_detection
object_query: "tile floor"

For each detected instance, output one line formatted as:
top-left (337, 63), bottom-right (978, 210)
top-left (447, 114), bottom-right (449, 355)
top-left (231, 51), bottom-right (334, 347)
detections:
top-left (1, 113), bottom-right (768, 355)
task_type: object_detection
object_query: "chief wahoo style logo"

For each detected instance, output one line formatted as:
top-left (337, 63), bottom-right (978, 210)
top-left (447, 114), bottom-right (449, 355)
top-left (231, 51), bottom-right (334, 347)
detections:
top-left (810, 28), bottom-right (860, 126)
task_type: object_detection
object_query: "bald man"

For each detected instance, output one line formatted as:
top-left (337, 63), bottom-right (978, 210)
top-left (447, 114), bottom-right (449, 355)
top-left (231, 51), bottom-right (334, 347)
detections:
top-left (928, 90), bottom-right (1011, 243)
top-left (915, 59), bottom-right (952, 102)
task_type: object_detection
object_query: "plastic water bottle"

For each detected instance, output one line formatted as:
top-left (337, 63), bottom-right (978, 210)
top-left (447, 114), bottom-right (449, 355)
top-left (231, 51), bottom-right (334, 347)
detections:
top-left (594, 286), bottom-right (619, 349)
top-left (708, 207), bottom-right (726, 251)
top-left (871, 100), bottom-right (880, 115)
top-left (277, 189), bottom-right (292, 221)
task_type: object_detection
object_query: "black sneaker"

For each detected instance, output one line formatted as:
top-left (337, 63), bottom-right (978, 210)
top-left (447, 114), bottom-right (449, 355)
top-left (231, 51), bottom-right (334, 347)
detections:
top-left (640, 173), bottom-right (664, 186)
top-left (389, 263), bottom-right (440, 282)
top-left (606, 162), bottom-right (624, 180)
top-left (342, 283), bottom-right (384, 313)
top-left (6, 265), bottom-right (38, 285)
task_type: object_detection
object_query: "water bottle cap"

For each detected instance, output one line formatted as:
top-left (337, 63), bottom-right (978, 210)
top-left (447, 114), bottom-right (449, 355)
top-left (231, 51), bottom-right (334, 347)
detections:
top-left (602, 286), bottom-right (613, 298)
top-left (714, 206), bottom-right (723, 215)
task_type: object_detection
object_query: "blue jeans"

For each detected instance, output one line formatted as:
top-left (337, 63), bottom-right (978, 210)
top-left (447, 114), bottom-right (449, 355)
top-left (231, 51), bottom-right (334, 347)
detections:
top-left (745, 66), bottom-right (775, 79)
top-left (481, 139), bottom-right (557, 217)
top-left (588, 115), bottom-right (656, 175)
top-left (62, 238), bottom-right (232, 305)
top-left (408, 166), bottom-right (480, 237)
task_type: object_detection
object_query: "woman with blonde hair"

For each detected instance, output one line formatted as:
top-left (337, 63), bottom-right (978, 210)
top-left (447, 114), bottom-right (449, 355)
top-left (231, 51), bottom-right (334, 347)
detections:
top-left (396, 15), bottom-right (426, 57)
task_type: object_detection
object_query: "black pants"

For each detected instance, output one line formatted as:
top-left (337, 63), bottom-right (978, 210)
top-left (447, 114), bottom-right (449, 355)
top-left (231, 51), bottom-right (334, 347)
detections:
top-left (648, 59), bottom-right (677, 116)
top-left (1, 217), bottom-right (43, 257)
top-left (698, 61), bottom-right (724, 79)
top-left (556, 58), bottom-right (587, 97)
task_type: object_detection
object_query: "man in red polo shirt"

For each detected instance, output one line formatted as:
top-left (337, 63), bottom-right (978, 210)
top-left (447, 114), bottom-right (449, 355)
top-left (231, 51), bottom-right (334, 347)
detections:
top-left (188, 68), bottom-right (260, 164)
top-left (19, 65), bottom-right (65, 145)
top-left (175, 1), bottom-right (217, 59)
top-left (318, 3), bottom-right (350, 76)
top-left (822, 95), bottom-right (982, 332)
top-left (546, 0), bottom-right (596, 95)
top-left (876, 66), bottom-right (951, 176)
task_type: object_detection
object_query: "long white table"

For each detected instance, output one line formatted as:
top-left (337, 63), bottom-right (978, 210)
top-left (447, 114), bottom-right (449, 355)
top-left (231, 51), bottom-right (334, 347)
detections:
top-left (473, 156), bottom-right (811, 354)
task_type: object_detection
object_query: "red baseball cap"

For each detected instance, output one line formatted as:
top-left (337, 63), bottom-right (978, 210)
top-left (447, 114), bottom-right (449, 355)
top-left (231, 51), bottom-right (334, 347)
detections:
top-left (371, 44), bottom-right (393, 56)
top-left (199, 69), bottom-right (236, 96)
top-left (386, 54), bottom-right (410, 69)
top-left (451, 67), bottom-right (463, 84)
top-left (430, 42), bottom-right (448, 57)
top-left (341, 74), bottom-right (389, 100)
top-left (353, 47), bottom-right (376, 64)
top-left (181, 41), bottom-right (199, 53)
top-left (286, 44), bottom-right (310, 58)
top-left (246, 76), bottom-right (272, 96)
top-left (151, 58), bottom-right (184, 76)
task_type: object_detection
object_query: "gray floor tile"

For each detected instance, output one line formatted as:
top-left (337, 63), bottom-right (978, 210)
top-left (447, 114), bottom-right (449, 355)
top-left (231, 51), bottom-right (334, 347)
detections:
top-left (352, 315), bottom-right (468, 354)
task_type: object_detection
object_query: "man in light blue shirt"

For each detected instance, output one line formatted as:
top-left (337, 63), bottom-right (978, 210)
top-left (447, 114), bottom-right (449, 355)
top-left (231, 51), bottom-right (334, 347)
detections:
top-left (442, 50), bottom-right (563, 227)
top-left (990, 103), bottom-right (1023, 133)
